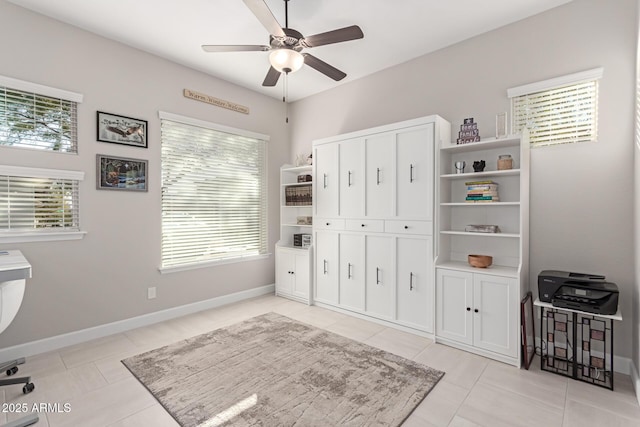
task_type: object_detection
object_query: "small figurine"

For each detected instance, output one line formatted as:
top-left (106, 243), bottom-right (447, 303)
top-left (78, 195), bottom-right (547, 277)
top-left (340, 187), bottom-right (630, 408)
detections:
top-left (473, 160), bottom-right (486, 172)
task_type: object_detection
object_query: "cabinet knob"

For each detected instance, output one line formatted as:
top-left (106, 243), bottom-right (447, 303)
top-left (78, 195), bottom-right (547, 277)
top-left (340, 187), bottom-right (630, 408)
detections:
top-left (326, 222), bottom-right (330, 226)
top-left (404, 225), bottom-right (409, 229)
top-left (361, 224), bottom-right (366, 227)
top-left (474, 308), bottom-right (479, 313)
top-left (466, 307), bottom-right (471, 311)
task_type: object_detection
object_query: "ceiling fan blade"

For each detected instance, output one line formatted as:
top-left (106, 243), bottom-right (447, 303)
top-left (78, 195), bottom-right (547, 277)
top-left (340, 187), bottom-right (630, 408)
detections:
top-left (242, 0), bottom-right (285, 38)
top-left (301, 25), bottom-right (364, 48)
top-left (201, 45), bottom-right (270, 52)
top-left (262, 66), bottom-right (281, 87)
top-left (303, 54), bottom-right (347, 81)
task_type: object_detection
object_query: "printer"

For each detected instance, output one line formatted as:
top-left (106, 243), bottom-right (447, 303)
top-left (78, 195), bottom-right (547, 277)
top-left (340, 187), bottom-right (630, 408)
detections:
top-left (538, 270), bottom-right (619, 315)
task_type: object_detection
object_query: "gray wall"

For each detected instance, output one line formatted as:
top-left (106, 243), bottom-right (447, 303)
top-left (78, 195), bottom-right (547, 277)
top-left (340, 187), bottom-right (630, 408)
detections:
top-left (1, 0), bottom-right (637, 366)
top-left (634, 0), bottom-right (640, 387)
top-left (290, 0), bottom-right (637, 360)
top-left (0, 0), bottom-right (290, 347)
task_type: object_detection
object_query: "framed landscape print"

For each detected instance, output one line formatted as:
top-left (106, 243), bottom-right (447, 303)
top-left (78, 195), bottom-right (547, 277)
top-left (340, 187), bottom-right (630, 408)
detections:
top-left (96, 154), bottom-right (148, 191)
top-left (97, 111), bottom-right (148, 148)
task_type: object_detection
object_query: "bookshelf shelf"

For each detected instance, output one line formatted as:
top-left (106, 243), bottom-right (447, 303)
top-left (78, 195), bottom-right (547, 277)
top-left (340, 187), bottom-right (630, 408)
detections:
top-left (440, 230), bottom-right (520, 238)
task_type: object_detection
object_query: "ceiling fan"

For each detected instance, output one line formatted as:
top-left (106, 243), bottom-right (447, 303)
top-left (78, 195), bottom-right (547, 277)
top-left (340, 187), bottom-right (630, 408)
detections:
top-left (202, 0), bottom-right (364, 87)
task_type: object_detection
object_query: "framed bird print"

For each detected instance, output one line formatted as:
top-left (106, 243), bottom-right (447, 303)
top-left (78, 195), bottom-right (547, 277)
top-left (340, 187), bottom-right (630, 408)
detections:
top-left (97, 111), bottom-right (148, 148)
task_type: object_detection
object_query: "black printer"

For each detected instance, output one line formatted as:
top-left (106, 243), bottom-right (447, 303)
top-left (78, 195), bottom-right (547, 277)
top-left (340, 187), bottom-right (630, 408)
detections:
top-left (538, 270), bottom-right (619, 315)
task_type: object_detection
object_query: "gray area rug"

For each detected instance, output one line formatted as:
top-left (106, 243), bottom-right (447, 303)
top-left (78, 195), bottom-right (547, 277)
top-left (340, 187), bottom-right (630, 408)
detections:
top-left (122, 312), bottom-right (444, 426)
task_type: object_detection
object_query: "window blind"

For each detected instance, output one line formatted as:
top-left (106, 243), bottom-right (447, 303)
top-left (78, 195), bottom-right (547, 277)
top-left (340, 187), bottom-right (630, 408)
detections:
top-left (160, 115), bottom-right (268, 269)
top-left (0, 168), bottom-right (81, 232)
top-left (0, 75), bottom-right (82, 153)
top-left (509, 68), bottom-right (601, 148)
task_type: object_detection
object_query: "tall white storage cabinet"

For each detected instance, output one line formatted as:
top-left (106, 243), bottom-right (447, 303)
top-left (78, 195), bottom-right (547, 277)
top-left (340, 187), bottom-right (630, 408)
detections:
top-left (435, 132), bottom-right (530, 366)
top-left (276, 164), bottom-right (313, 304)
top-left (312, 115), bottom-right (451, 333)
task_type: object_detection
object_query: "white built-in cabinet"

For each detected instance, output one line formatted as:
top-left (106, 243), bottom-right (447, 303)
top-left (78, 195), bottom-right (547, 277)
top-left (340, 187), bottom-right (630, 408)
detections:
top-left (275, 164), bottom-right (313, 304)
top-left (314, 144), bottom-right (338, 218)
top-left (436, 269), bottom-right (518, 358)
top-left (312, 115), bottom-right (450, 333)
top-left (276, 248), bottom-right (311, 301)
top-left (435, 132), bottom-right (530, 366)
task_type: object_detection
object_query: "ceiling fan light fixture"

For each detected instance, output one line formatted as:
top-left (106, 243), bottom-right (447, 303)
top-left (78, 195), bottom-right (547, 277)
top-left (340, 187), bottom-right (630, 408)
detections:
top-left (269, 49), bottom-right (304, 73)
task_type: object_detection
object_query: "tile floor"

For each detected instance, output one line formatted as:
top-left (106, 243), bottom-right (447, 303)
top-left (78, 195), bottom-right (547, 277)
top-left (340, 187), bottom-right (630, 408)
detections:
top-left (1, 295), bottom-right (639, 426)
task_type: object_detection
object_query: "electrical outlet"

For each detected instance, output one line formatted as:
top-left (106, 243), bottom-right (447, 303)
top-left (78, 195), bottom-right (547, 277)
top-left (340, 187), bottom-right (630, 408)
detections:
top-left (147, 286), bottom-right (157, 299)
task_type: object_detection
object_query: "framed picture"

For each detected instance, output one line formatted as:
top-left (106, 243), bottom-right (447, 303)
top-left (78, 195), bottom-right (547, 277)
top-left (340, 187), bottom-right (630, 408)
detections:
top-left (97, 111), bottom-right (148, 148)
top-left (96, 154), bottom-right (148, 191)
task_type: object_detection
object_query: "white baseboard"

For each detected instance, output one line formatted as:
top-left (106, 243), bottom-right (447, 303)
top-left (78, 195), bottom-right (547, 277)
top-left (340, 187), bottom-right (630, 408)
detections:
top-left (631, 361), bottom-right (640, 407)
top-left (0, 284), bottom-right (275, 362)
top-left (614, 355), bottom-right (633, 376)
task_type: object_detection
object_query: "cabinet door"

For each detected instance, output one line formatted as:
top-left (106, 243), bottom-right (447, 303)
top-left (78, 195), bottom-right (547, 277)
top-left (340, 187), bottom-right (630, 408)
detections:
top-left (292, 251), bottom-right (310, 300)
top-left (339, 233), bottom-right (365, 311)
top-left (396, 124), bottom-right (434, 219)
top-left (314, 143), bottom-right (339, 218)
top-left (396, 236), bottom-right (433, 332)
top-left (339, 139), bottom-right (364, 218)
top-left (365, 133), bottom-right (394, 218)
top-left (436, 268), bottom-right (473, 345)
top-left (275, 248), bottom-right (294, 296)
top-left (365, 235), bottom-right (394, 320)
top-left (314, 231), bottom-right (339, 305)
top-left (473, 273), bottom-right (518, 357)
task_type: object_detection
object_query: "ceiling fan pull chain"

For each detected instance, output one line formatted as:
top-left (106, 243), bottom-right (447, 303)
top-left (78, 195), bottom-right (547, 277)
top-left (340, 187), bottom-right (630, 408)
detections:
top-left (283, 72), bottom-right (289, 123)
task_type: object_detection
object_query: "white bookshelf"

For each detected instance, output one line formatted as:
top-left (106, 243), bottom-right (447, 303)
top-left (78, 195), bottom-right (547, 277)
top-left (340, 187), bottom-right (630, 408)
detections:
top-left (276, 164), bottom-right (314, 304)
top-left (435, 131), bottom-right (530, 367)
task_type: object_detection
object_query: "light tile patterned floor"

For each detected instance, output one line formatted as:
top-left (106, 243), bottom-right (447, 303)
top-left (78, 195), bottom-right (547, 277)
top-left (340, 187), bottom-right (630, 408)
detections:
top-left (2, 295), bottom-right (639, 426)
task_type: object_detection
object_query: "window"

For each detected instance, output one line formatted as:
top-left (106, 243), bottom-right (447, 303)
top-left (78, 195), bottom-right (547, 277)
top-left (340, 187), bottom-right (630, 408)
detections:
top-left (0, 75), bottom-right (82, 153)
top-left (0, 165), bottom-right (85, 243)
top-left (159, 112), bottom-right (268, 271)
top-left (508, 68), bottom-right (602, 148)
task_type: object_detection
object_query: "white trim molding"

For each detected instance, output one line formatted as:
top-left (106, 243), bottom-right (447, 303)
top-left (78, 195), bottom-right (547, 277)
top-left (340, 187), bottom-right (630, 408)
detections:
top-left (0, 74), bottom-right (83, 103)
top-left (0, 284), bottom-right (275, 362)
top-left (158, 110), bottom-right (270, 142)
top-left (507, 67), bottom-right (603, 98)
top-left (159, 253), bottom-right (271, 274)
top-left (0, 165), bottom-right (85, 181)
top-left (0, 230), bottom-right (86, 244)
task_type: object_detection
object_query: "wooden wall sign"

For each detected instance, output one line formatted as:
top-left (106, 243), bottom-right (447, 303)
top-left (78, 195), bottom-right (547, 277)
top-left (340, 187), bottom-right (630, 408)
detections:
top-left (183, 89), bottom-right (249, 115)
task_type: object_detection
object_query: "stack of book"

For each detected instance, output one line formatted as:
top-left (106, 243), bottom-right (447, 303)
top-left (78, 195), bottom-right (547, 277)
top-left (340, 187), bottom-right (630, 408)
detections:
top-left (285, 184), bottom-right (312, 206)
top-left (465, 180), bottom-right (499, 203)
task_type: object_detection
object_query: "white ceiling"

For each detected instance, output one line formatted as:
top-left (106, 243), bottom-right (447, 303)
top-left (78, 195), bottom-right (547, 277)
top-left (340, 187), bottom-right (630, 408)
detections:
top-left (8, 0), bottom-right (572, 102)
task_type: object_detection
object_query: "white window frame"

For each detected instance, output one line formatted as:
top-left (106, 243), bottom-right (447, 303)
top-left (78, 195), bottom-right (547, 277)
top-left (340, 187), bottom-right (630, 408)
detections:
top-left (0, 75), bottom-right (83, 154)
top-left (0, 165), bottom-right (86, 243)
top-left (508, 67), bottom-right (602, 147)
top-left (158, 111), bottom-right (269, 273)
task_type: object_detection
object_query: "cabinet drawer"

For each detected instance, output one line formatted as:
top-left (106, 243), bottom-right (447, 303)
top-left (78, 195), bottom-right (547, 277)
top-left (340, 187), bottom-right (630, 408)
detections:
top-left (345, 219), bottom-right (384, 232)
top-left (385, 220), bottom-right (432, 235)
top-left (314, 218), bottom-right (345, 230)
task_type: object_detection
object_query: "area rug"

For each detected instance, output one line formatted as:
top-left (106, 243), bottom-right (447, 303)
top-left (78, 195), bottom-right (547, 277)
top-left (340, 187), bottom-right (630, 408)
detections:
top-left (122, 312), bottom-right (444, 426)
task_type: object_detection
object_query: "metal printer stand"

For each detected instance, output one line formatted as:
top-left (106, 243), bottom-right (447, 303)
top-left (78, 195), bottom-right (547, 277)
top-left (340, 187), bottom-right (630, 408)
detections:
top-left (534, 298), bottom-right (622, 390)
